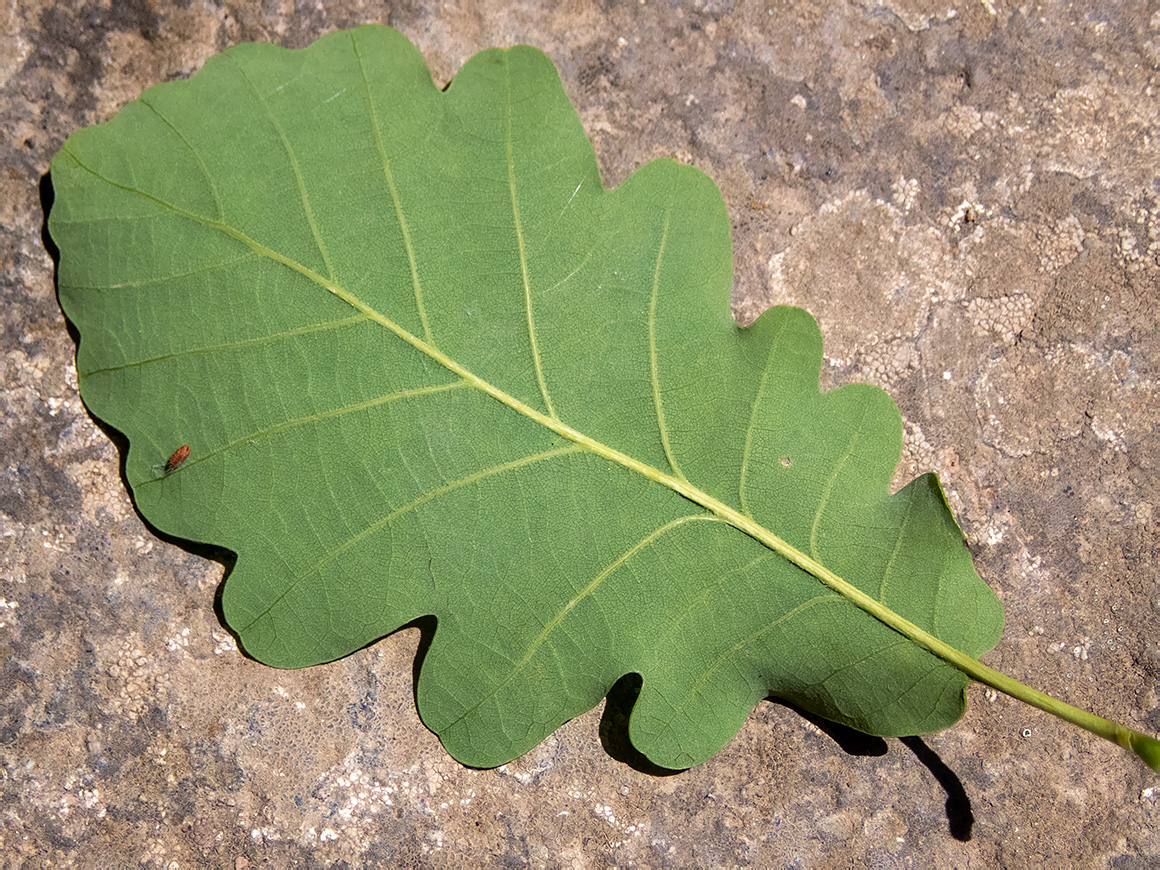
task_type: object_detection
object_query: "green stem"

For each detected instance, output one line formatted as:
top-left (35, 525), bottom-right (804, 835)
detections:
top-left (774, 546), bottom-right (1160, 773)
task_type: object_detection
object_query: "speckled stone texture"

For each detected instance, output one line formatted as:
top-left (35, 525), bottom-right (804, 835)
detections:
top-left (3, 0), bottom-right (1159, 866)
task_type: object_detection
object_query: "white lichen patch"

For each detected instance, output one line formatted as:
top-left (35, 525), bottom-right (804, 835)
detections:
top-left (103, 637), bottom-right (170, 720)
top-left (896, 421), bottom-right (945, 483)
top-left (5, 760), bottom-right (109, 851)
top-left (1132, 501), bottom-right (1153, 527)
top-left (561, 784), bottom-right (649, 850)
top-left (891, 176), bottom-right (920, 212)
top-left (765, 249), bottom-right (792, 303)
top-left (4, 347), bottom-right (48, 385)
top-left (270, 685), bottom-right (308, 712)
top-left (940, 104), bottom-right (1003, 141)
top-left (55, 772), bottom-right (104, 820)
top-left (1034, 213), bottom-right (1085, 272)
top-left (297, 753), bottom-right (478, 861)
top-left (76, 458), bottom-right (135, 525)
top-left (1090, 417), bottom-right (1128, 453)
top-left (0, 597), bottom-right (18, 628)
top-left (1072, 638), bottom-right (1092, 661)
top-left (767, 190), bottom-right (958, 366)
top-left (211, 629), bottom-right (238, 656)
top-left (943, 198), bottom-right (988, 233)
top-left (1040, 85), bottom-right (1113, 173)
top-left (983, 509), bottom-right (1018, 547)
top-left (1123, 194), bottom-right (1160, 271)
top-left (857, 337), bottom-right (920, 390)
top-left (165, 627), bottom-right (190, 652)
top-left (966, 294), bottom-right (1035, 345)
top-left (495, 734), bottom-right (558, 785)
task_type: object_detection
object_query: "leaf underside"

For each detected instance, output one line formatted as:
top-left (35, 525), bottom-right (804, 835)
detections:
top-left (50, 25), bottom-right (1003, 769)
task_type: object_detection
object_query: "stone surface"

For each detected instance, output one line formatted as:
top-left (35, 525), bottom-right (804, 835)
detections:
top-left (3, 0), bottom-right (1159, 865)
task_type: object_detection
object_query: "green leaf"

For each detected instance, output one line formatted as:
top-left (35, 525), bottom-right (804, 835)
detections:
top-left (49, 25), bottom-right (1159, 772)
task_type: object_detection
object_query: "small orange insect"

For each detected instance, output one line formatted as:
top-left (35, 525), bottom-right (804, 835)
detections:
top-left (163, 444), bottom-right (190, 474)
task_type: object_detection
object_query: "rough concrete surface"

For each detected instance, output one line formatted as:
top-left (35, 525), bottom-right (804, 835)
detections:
top-left (3, 0), bottom-right (1160, 866)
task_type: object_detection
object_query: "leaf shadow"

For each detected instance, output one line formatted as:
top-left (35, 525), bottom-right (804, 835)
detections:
top-left (598, 673), bottom-right (685, 777)
top-left (40, 172), bottom-right (60, 275)
top-left (899, 734), bottom-right (974, 841)
top-left (769, 698), bottom-right (973, 842)
top-left (408, 614), bottom-right (438, 702)
top-left (768, 697), bottom-right (889, 757)
top-left (600, 680), bottom-right (972, 841)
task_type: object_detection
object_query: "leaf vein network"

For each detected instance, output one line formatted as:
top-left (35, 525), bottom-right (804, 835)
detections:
top-left (877, 483), bottom-right (918, 604)
top-left (738, 310), bottom-right (793, 517)
top-left (236, 443), bottom-right (583, 632)
top-left (502, 57), bottom-right (556, 420)
top-left (231, 53), bottom-right (337, 284)
top-left (67, 119), bottom-right (971, 719)
top-left (658, 591), bottom-right (845, 734)
top-left (135, 379), bottom-right (469, 488)
top-left (80, 314), bottom-right (370, 379)
top-left (648, 199), bottom-right (685, 483)
top-left (137, 97), bottom-right (225, 220)
top-left (808, 410), bottom-right (868, 560)
top-left (62, 251), bottom-right (261, 294)
top-left (352, 30), bottom-right (434, 345)
top-left (442, 513), bottom-right (724, 730)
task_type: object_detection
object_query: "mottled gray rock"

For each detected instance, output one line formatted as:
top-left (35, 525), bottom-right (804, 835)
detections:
top-left (3, 0), bottom-right (1158, 865)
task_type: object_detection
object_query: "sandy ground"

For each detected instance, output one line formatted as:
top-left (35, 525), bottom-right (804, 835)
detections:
top-left (2, 0), bottom-right (1159, 865)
